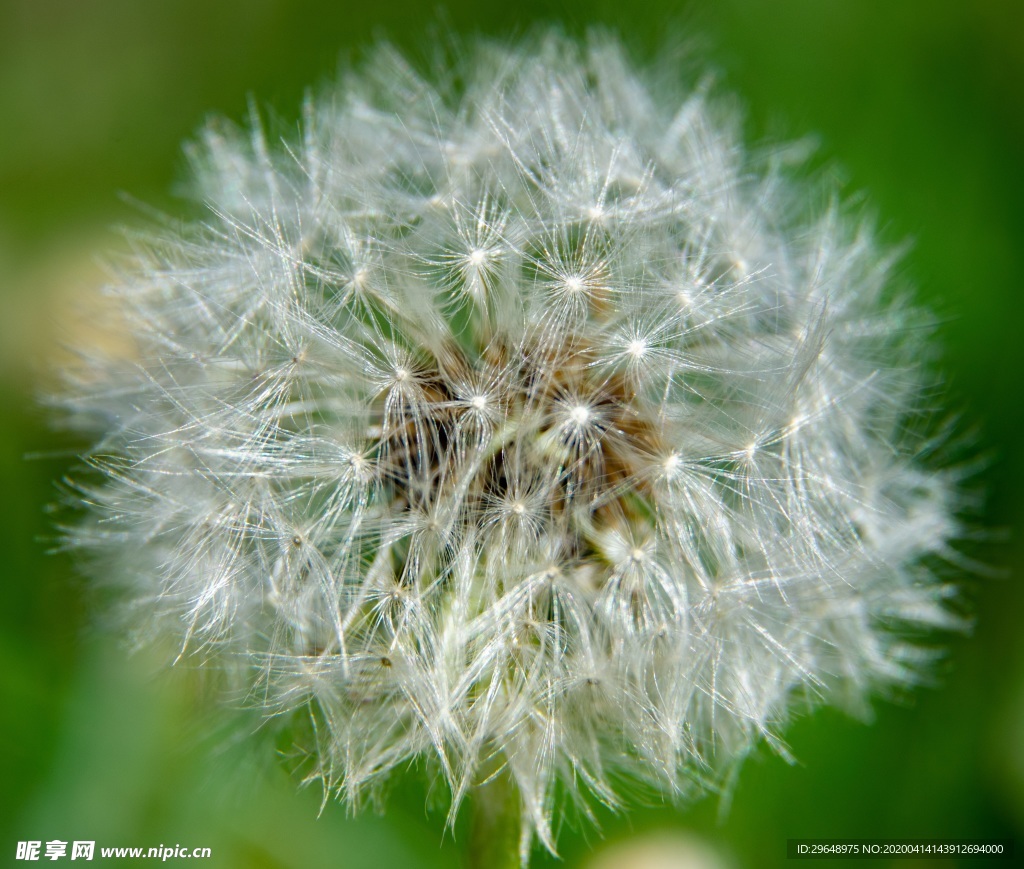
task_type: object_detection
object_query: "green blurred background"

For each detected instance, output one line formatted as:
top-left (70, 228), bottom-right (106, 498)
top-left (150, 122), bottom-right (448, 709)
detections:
top-left (2, 2), bottom-right (1022, 867)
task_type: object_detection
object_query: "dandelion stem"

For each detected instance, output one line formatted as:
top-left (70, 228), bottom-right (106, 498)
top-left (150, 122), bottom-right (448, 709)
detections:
top-left (468, 771), bottom-right (522, 869)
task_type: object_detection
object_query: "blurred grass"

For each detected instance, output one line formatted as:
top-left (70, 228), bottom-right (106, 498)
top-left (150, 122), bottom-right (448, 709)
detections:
top-left (2, 2), bottom-right (1022, 867)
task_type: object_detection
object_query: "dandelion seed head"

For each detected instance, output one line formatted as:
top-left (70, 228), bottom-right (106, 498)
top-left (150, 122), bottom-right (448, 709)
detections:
top-left (55, 30), bottom-right (966, 859)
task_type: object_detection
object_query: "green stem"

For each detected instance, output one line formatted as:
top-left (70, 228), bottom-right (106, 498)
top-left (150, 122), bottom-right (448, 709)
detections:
top-left (468, 771), bottom-right (522, 869)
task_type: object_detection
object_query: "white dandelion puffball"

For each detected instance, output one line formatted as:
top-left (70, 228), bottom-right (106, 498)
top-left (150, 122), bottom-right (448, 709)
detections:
top-left (59, 32), bottom-right (963, 854)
